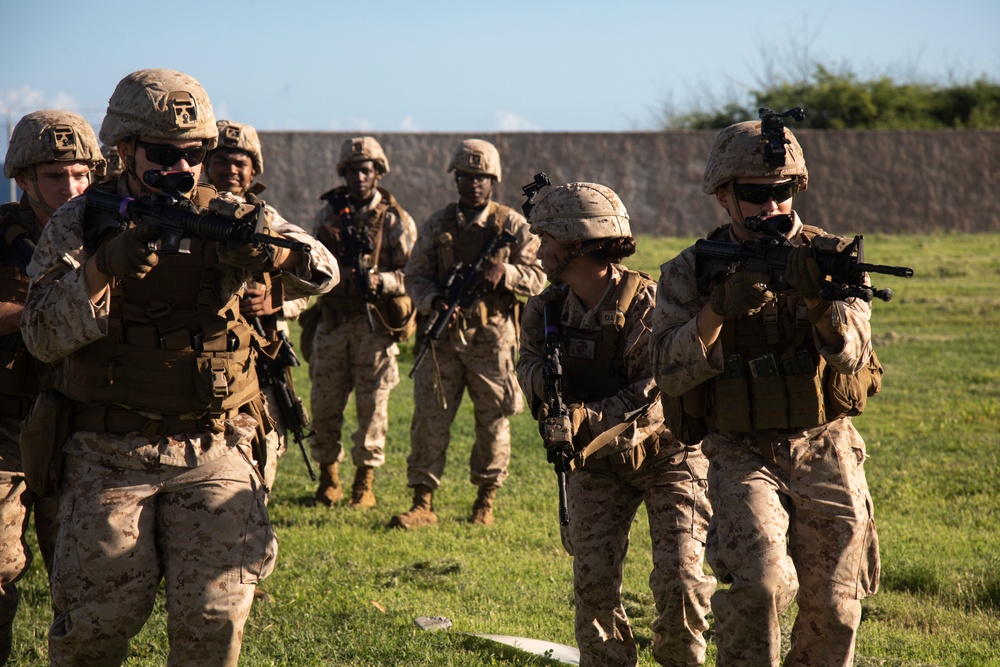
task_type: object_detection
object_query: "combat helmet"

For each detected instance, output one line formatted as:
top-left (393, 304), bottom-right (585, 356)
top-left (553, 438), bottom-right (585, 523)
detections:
top-left (701, 121), bottom-right (808, 194)
top-left (529, 182), bottom-right (631, 244)
top-left (447, 139), bottom-right (501, 182)
top-left (337, 136), bottom-right (390, 176)
top-left (101, 144), bottom-right (123, 180)
top-left (4, 110), bottom-right (105, 179)
top-left (99, 68), bottom-right (218, 149)
top-left (214, 120), bottom-right (264, 175)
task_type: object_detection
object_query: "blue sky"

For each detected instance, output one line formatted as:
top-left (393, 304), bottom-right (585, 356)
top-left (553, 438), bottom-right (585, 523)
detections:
top-left (2, 0), bottom-right (998, 150)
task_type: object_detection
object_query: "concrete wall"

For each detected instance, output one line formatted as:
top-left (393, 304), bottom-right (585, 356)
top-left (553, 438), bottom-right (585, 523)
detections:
top-left (258, 130), bottom-right (999, 236)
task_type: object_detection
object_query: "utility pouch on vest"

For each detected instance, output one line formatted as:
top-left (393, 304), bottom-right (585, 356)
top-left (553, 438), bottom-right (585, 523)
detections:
top-left (377, 294), bottom-right (417, 341)
top-left (783, 349), bottom-right (825, 429)
top-left (825, 349), bottom-right (883, 418)
top-left (297, 305), bottom-right (322, 364)
top-left (748, 351), bottom-right (788, 431)
top-left (20, 389), bottom-right (74, 497)
top-left (713, 354), bottom-right (752, 433)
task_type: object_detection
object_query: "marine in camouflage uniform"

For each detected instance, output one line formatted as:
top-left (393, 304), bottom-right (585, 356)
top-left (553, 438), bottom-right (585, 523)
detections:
top-left (305, 137), bottom-right (417, 508)
top-left (650, 120), bottom-right (881, 667)
top-left (517, 183), bottom-right (715, 667)
top-left (205, 119), bottom-right (310, 491)
top-left (0, 110), bottom-right (105, 665)
top-left (390, 139), bottom-right (545, 528)
top-left (21, 69), bottom-right (337, 666)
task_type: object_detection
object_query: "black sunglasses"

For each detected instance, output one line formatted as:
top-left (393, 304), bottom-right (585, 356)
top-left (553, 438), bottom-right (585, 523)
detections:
top-left (136, 140), bottom-right (208, 167)
top-left (732, 180), bottom-right (798, 205)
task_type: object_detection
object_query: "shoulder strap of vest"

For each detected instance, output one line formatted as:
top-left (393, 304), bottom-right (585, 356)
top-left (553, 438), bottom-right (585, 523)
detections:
top-left (601, 269), bottom-right (650, 332)
top-left (489, 202), bottom-right (513, 233)
top-left (799, 223), bottom-right (825, 243)
top-left (706, 224), bottom-right (731, 241)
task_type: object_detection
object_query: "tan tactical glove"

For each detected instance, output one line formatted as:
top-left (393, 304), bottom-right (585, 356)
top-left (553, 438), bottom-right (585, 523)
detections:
top-left (216, 241), bottom-right (274, 273)
top-left (785, 245), bottom-right (823, 299)
top-left (95, 224), bottom-right (160, 280)
top-left (709, 270), bottom-right (774, 317)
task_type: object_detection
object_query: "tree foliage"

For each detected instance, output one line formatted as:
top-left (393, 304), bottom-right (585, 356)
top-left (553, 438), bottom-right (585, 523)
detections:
top-left (665, 66), bottom-right (1000, 129)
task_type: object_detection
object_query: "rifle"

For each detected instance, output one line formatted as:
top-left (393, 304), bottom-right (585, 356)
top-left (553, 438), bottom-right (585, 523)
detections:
top-left (541, 298), bottom-right (572, 526)
top-left (695, 216), bottom-right (914, 303)
top-left (408, 228), bottom-right (517, 378)
top-left (329, 192), bottom-right (377, 331)
top-left (83, 170), bottom-right (311, 257)
top-left (250, 316), bottom-right (317, 481)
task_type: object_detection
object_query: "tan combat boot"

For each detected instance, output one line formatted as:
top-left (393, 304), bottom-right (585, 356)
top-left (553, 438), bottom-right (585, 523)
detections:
top-left (314, 462), bottom-right (343, 507)
top-left (470, 485), bottom-right (498, 526)
top-left (349, 465), bottom-right (377, 508)
top-left (388, 485), bottom-right (437, 529)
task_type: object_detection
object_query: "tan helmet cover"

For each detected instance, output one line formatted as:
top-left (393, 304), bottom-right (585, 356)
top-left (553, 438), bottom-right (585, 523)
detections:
top-left (4, 110), bottom-right (105, 178)
top-left (447, 138), bottom-right (501, 182)
top-left (214, 120), bottom-right (264, 175)
top-left (337, 136), bottom-right (390, 176)
top-left (701, 121), bottom-right (808, 194)
top-left (99, 68), bottom-right (218, 148)
top-left (529, 182), bottom-right (631, 243)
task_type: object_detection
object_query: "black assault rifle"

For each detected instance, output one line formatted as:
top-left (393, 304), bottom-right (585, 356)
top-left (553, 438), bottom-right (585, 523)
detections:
top-left (541, 298), bottom-right (572, 526)
top-left (329, 192), bottom-right (377, 331)
top-left (409, 228), bottom-right (517, 378)
top-left (695, 215), bottom-right (914, 302)
top-left (251, 316), bottom-right (317, 481)
top-left (83, 170), bottom-right (311, 257)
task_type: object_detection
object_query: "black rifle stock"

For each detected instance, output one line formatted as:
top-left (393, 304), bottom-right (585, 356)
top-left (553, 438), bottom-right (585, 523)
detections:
top-left (542, 298), bottom-right (572, 527)
top-left (83, 174), bottom-right (311, 257)
top-left (251, 317), bottom-right (317, 481)
top-left (695, 218), bottom-right (914, 303)
top-left (409, 228), bottom-right (517, 378)
top-left (329, 193), bottom-right (378, 332)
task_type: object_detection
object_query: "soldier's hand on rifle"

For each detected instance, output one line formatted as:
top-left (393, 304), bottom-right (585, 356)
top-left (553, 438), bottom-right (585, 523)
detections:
top-left (217, 241), bottom-right (275, 274)
top-left (785, 245), bottom-right (823, 300)
top-left (95, 223), bottom-right (161, 280)
top-left (240, 285), bottom-right (279, 318)
top-left (480, 260), bottom-right (505, 291)
top-left (709, 270), bottom-right (774, 318)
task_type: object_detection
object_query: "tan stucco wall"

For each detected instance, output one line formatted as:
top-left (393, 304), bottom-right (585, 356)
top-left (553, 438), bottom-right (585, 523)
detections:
top-left (257, 130), bottom-right (999, 236)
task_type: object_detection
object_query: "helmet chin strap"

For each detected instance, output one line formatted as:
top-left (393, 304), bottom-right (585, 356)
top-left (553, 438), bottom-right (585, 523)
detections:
top-left (547, 239), bottom-right (611, 282)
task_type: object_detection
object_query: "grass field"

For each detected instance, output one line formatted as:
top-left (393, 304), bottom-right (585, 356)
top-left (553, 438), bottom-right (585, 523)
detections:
top-left (9, 232), bottom-right (1000, 666)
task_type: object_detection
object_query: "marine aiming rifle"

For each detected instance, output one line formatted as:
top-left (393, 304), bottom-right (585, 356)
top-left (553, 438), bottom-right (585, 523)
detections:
top-left (251, 316), bottom-right (317, 481)
top-left (541, 298), bottom-right (572, 527)
top-left (408, 228), bottom-right (517, 378)
top-left (329, 192), bottom-right (378, 332)
top-left (83, 170), bottom-right (311, 257)
top-left (694, 216), bottom-right (914, 302)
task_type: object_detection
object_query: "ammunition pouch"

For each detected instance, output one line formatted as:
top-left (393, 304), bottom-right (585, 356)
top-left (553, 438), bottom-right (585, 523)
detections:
top-left (20, 389), bottom-right (74, 497)
top-left (824, 349), bottom-right (883, 418)
top-left (297, 305), bottom-right (322, 364)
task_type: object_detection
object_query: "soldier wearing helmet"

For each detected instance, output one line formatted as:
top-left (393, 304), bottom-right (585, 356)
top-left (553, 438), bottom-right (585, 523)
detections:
top-left (0, 109), bottom-right (103, 663)
top-left (389, 138), bottom-right (545, 530)
top-left (203, 120), bottom-right (309, 493)
top-left (517, 182), bottom-right (716, 667)
top-left (303, 136), bottom-right (417, 509)
top-left (650, 117), bottom-right (881, 666)
top-left (21, 68), bottom-right (338, 666)
top-left (206, 119), bottom-right (264, 198)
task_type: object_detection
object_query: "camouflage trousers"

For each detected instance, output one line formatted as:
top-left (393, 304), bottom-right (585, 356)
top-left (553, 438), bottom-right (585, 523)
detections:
top-left (48, 444), bottom-right (277, 667)
top-left (562, 443), bottom-right (716, 667)
top-left (0, 419), bottom-right (58, 664)
top-left (703, 421), bottom-right (880, 667)
top-left (308, 315), bottom-right (400, 468)
top-left (407, 324), bottom-right (521, 490)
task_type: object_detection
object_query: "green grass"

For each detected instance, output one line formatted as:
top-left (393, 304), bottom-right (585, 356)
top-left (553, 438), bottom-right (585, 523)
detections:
top-left (9, 232), bottom-right (1000, 666)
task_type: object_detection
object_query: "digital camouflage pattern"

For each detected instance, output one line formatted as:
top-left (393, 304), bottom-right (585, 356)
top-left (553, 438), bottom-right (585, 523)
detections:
top-left (306, 188), bottom-right (416, 471)
top-left (404, 201), bottom-right (544, 492)
top-left (650, 218), bottom-right (880, 667)
top-left (4, 110), bottom-right (104, 179)
top-left (21, 180), bottom-right (337, 666)
top-left (519, 265), bottom-right (715, 667)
